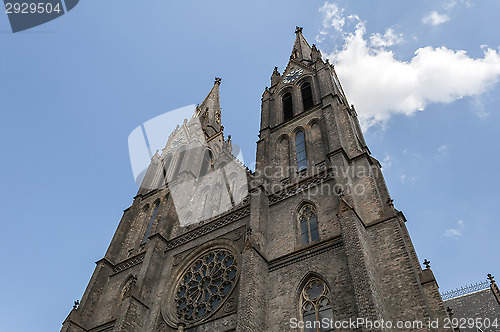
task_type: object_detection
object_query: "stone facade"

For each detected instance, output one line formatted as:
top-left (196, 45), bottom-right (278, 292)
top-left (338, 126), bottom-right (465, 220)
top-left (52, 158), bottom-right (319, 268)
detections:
top-left (62, 27), bottom-right (454, 331)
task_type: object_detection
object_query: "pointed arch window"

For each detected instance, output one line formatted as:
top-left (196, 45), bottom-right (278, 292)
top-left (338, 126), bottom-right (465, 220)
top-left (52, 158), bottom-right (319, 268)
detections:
top-left (298, 204), bottom-right (319, 245)
top-left (201, 186), bottom-right (211, 219)
top-left (162, 155), bottom-right (173, 183)
top-left (300, 278), bottom-right (334, 332)
top-left (283, 92), bottom-right (294, 122)
top-left (199, 149), bottom-right (214, 178)
top-left (172, 149), bottom-right (186, 181)
top-left (295, 130), bottom-right (307, 171)
top-left (301, 82), bottom-right (314, 111)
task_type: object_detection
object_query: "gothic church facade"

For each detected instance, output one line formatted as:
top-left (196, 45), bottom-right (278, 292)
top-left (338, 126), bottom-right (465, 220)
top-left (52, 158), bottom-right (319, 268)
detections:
top-left (62, 27), bottom-right (452, 332)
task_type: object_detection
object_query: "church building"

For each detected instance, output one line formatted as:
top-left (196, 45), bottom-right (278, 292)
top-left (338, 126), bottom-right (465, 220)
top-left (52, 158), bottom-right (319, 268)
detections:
top-left (61, 27), bottom-right (455, 332)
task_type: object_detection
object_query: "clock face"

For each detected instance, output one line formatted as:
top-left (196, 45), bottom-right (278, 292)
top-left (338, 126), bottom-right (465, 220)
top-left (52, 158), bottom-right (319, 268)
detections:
top-left (283, 68), bottom-right (304, 84)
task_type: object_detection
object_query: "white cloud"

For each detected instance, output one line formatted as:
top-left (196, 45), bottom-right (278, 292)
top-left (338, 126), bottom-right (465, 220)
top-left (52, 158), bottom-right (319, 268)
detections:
top-left (381, 155), bottom-right (392, 168)
top-left (443, 0), bottom-right (457, 10)
top-left (422, 11), bottom-right (450, 25)
top-left (462, 0), bottom-right (473, 8)
top-left (323, 23), bottom-right (500, 128)
top-left (442, 0), bottom-right (473, 11)
top-left (370, 28), bottom-right (404, 48)
top-left (470, 95), bottom-right (490, 119)
top-left (316, 3), bottom-right (360, 45)
top-left (319, 2), bottom-right (345, 31)
top-left (452, 0), bottom-right (474, 9)
top-left (436, 144), bottom-right (450, 160)
top-left (443, 220), bottom-right (465, 239)
top-left (438, 144), bottom-right (449, 153)
top-left (399, 174), bottom-right (416, 184)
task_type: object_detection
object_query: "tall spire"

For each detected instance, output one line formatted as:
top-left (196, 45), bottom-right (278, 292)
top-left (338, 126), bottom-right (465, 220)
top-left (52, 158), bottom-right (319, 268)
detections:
top-left (197, 77), bottom-right (222, 138)
top-left (290, 26), bottom-right (312, 62)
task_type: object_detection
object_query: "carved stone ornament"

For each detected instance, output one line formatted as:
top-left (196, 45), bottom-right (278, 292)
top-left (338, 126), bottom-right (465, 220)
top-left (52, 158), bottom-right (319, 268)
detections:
top-left (215, 108), bottom-right (221, 124)
top-left (173, 254), bottom-right (184, 267)
top-left (157, 321), bottom-right (167, 332)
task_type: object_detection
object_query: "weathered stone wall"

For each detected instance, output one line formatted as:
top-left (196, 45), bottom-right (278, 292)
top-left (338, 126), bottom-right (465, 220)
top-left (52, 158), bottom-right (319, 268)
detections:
top-left (267, 243), bottom-right (357, 331)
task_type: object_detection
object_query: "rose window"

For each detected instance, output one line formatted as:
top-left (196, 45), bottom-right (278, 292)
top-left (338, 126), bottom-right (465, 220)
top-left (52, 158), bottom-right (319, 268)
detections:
top-left (174, 249), bottom-right (237, 322)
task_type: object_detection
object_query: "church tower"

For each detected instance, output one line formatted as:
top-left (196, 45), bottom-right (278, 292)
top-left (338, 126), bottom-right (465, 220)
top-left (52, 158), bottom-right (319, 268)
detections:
top-left (62, 27), bottom-right (452, 332)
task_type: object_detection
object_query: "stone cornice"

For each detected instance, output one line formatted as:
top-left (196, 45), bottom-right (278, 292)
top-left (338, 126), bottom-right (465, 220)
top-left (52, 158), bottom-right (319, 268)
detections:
top-left (95, 257), bottom-right (114, 268)
top-left (108, 252), bottom-right (146, 276)
top-left (268, 170), bottom-right (334, 205)
top-left (164, 205), bottom-right (251, 252)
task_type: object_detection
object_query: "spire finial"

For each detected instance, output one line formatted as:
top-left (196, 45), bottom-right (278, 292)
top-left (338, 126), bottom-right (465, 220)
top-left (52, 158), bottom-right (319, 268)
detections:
top-left (215, 77), bottom-right (221, 85)
top-left (488, 274), bottom-right (495, 284)
top-left (423, 259), bottom-right (431, 269)
top-left (295, 26), bottom-right (303, 34)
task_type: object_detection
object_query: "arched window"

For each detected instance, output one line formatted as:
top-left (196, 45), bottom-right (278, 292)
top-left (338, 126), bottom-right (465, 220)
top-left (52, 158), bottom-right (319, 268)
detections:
top-left (298, 204), bottom-right (319, 245)
top-left (199, 149), bottom-right (214, 178)
top-left (119, 276), bottom-right (137, 304)
top-left (300, 278), bottom-right (334, 332)
top-left (295, 130), bottom-right (307, 171)
top-left (200, 186), bottom-right (212, 220)
top-left (162, 155), bottom-right (173, 183)
top-left (301, 82), bottom-right (314, 111)
top-left (283, 92), bottom-right (293, 122)
top-left (171, 149), bottom-right (186, 181)
top-left (142, 200), bottom-right (160, 244)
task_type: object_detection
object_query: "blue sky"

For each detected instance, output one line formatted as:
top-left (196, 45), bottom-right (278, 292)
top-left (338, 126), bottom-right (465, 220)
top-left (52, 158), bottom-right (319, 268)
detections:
top-left (1, 1), bottom-right (499, 331)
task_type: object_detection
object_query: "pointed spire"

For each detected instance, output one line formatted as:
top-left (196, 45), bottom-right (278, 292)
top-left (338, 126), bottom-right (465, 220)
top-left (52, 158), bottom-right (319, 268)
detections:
top-left (271, 66), bottom-right (281, 87)
top-left (198, 77), bottom-right (222, 137)
top-left (311, 44), bottom-right (322, 61)
top-left (290, 26), bottom-right (312, 62)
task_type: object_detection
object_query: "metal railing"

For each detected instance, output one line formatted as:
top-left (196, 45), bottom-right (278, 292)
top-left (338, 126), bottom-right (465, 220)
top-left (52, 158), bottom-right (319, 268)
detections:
top-left (441, 280), bottom-right (490, 300)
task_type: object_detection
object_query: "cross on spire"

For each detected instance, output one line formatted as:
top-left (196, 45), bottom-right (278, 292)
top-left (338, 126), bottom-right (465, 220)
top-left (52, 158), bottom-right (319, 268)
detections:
top-left (488, 274), bottom-right (495, 284)
top-left (295, 26), bottom-right (303, 33)
top-left (423, 259), bottom-right (431, 269)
